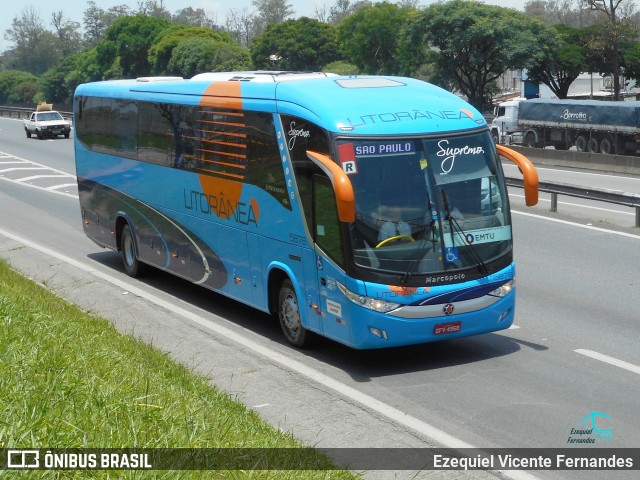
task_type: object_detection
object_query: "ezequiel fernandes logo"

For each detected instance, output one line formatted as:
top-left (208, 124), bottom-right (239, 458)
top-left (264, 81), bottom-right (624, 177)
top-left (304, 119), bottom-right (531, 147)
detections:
top-left (568, 411), bottom-right (612, 444)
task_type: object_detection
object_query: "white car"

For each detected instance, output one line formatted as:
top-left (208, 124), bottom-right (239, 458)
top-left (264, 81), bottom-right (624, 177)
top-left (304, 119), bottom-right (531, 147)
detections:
top-left (24, 110), bottom-right (72, 139)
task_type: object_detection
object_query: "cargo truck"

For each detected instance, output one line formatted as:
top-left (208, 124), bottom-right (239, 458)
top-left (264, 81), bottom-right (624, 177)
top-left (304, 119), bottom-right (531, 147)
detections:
top-left (490, 98), bottom-right (640, 155)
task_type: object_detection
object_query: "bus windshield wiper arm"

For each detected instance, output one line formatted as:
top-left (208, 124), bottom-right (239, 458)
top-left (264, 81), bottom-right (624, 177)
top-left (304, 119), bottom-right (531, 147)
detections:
top-left (441, 191), bottom-right (488, 274)
top-left (399, 218), bottom-right (436, 284)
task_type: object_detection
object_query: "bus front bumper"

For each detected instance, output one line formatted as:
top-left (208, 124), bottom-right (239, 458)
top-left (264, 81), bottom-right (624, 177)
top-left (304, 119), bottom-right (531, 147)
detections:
top-left (348, 290), bottom-right (515, 349)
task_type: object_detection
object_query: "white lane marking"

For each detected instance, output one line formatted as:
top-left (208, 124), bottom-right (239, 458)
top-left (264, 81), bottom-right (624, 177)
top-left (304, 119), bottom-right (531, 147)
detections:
top-left (508, 325), bottom-right (520, 330)
top-left (46, 183), bottom-right (77, 191)
top-left (0, 178), bottom-right (78, 198)
top-left (510, 193), bottom-right (634, 216)
top-left (575, 349), bottom-right (640, 376)
top-left (0, 150), bottom-right (75, 177)
top-left (0, 151), bottom-right (78, 198)
top-left (15, 174), bottom-right (71, 182)
top-left (0, 166), bottom-right (47, 173)
top-left (512, 210), bottom-right (640, 240)
top-left (0, 227), bottom-right (540, 480)
top-left (503, 163), bottom-right (640, 182)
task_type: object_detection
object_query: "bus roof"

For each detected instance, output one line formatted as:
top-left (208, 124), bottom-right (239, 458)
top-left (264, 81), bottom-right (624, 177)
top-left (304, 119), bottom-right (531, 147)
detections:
top-left (74, 71), bottom-right (486, 135)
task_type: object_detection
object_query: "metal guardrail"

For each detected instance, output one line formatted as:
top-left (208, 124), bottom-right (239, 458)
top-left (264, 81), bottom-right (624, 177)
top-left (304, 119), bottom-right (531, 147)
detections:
top-left (0, 106), bottom-right (72, 120)
top-left (506, 177), bottom-right (640, 228)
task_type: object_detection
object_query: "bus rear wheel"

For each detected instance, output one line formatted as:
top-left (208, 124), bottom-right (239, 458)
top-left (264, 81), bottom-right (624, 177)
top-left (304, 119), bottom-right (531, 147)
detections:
top-left (121, 223), bottom-right (145, 277)
top-left (278, 279), bottom-right (310, 348)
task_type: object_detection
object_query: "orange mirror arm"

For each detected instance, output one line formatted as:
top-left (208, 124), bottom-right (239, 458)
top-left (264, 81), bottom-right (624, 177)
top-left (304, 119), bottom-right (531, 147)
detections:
top-left (496, 144), bottom-right (539, 206)
top-left (306, 150), bottom-right (356, 223)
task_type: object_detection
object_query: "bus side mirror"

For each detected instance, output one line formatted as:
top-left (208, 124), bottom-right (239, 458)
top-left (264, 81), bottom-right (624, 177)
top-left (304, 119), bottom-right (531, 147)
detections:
top-left (495, 144), bottom-right (539, 206)
top-left (306, 150), bottom-right (355, 223)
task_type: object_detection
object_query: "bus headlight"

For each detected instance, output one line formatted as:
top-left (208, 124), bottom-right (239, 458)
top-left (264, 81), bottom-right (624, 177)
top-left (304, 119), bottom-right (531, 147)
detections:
top-left (488, 279), bottom-right (515, 298)
top-left (337, 282), bottom-right (400, 313)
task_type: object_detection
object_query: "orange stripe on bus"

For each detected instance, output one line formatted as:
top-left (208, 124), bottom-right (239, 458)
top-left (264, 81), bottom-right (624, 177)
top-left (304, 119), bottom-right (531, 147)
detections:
top-left (199, 110), bottom-right (245, 118)
top-left (200, 148), bottom-right (246, 160)
top-left (200, 82), bottom-right (243, 109)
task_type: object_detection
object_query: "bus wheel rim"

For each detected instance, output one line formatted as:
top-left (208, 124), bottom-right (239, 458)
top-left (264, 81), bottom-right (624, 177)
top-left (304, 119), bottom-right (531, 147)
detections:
top-left (124, 235), bottom-right (135, 267)
top-left (282, 293), bottom-right (300, 334)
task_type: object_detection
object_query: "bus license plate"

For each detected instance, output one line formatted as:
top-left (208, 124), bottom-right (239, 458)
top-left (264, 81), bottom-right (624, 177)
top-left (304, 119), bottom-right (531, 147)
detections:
top-left (434, 321), bottom-right (461, 335)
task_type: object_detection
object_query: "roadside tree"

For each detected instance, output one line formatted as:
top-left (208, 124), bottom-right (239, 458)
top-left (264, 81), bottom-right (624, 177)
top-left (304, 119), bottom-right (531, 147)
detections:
top-left (167, 37), bottom-right (252, 77)
top-left (251, 17), bottom-right (342, 71)
top-left (337, 2), bottom-right (415, 75)
top-left (148, 26), bottom-right (234, 75)
top-left (252, 0), bottom-right (295, 35)
top-left (623, 40), bottom-right (640, 87)
top-left (98, 15), bottom-right (171, 78)
top-left (3, 8), bottom-right (62, 75)
top-left (403, 0), bottom-right (558, 108)
top-left (172, 7), bottom-right (219, 29)
top-left (51, 11), bottom-right (84, 57)
top-left (526, 24), bottom-right (589, 98)
top-left (225, 9), bottom-right (262, 47)
top-left (580, 0), bottom-right (637, 99)
top-left (83, 1), bottom-right (132, 47)
top-left (0, 70), bottom-right (39, 104)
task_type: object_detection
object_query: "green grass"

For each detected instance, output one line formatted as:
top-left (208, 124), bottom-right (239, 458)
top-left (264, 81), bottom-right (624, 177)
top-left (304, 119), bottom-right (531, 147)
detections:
top-left (0, 259), bottom-right (358, 479)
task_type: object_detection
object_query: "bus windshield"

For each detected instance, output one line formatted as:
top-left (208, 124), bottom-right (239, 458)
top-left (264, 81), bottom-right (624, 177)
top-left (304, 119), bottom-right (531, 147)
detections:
top-left (340, 131), bottom-right (511, 277)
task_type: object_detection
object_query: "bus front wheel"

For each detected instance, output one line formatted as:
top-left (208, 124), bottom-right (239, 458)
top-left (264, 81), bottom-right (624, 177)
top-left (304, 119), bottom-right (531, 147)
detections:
top-left (278, 279), bottom-right (310, 348)
top-left (121, 223), bottom-right (145, 277)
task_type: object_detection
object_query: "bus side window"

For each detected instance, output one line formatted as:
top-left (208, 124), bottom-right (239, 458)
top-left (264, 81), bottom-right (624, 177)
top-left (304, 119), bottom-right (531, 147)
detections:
top-left (314, 175), bottom-right (344, 267)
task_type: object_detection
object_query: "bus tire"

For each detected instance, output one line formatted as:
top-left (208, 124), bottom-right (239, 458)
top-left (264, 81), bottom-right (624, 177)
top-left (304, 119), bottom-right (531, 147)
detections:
top-left (121, 223), bottom-right (145, 277)
top-left (587, 137), bottom-right (599, 153)
top-left (278, 279), bottom-right (310, 348)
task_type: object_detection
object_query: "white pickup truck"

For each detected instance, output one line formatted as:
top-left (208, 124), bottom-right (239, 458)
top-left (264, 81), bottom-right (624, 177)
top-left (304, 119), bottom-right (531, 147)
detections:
top-left (24, 109), bottom-right (72, 139)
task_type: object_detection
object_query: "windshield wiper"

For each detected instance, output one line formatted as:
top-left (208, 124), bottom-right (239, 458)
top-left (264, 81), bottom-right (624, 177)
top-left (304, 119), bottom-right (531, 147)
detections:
top-left (441, 191), bottom-right (488, 274)
top-left (399, 217), bottom-right (437, 284)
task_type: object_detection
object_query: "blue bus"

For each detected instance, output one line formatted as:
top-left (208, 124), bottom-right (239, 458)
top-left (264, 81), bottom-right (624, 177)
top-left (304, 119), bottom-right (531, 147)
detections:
top-left (74, 71), bottom-right (538, 349)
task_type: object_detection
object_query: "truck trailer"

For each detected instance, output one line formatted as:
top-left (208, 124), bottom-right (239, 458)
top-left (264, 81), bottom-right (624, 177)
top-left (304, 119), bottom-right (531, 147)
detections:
top-left (491, 98), bottom-right (640, 155)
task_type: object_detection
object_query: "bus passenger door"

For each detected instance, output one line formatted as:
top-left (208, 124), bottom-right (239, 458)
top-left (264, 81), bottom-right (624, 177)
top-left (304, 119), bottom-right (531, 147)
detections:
top-left (312, 176), bottom-right (351, 345)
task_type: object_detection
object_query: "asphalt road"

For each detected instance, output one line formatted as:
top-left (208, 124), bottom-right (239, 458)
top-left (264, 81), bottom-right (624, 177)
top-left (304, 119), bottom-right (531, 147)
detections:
top-left (1, 116), bottom-right (639, 480)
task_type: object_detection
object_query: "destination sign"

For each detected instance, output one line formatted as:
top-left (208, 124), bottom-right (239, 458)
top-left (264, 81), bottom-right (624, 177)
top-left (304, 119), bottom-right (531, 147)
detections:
top-left (354, 142), bottom-right (415, 156)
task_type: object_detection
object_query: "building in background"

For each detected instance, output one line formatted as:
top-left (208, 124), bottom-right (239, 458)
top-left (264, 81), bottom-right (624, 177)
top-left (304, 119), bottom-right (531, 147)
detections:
top-left (495, 69), bottom-right (640, 102)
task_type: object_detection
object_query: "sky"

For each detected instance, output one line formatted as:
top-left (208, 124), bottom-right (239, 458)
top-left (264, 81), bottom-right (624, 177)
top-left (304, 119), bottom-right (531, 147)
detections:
top-left (0, 0), bottom-right (529, 53)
